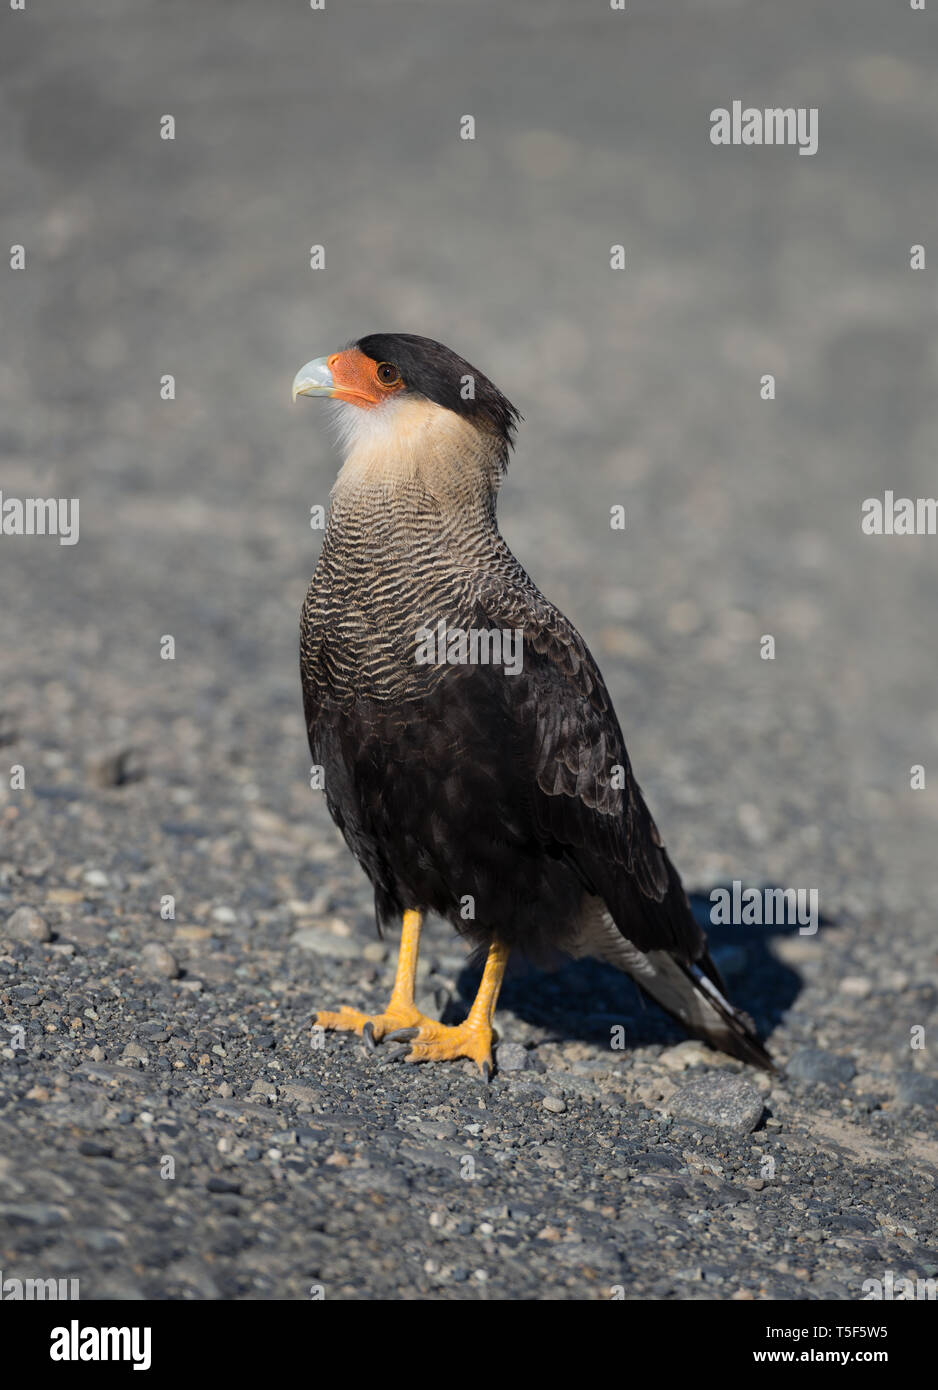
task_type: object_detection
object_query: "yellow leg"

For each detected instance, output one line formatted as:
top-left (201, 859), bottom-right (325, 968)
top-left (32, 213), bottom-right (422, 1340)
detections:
top-left (316, 909), bottom-right (430, 1045)
top-left (316, 917), bottom-right (510, 1078)
top-left (399, 938), bottom-right (509, 1079)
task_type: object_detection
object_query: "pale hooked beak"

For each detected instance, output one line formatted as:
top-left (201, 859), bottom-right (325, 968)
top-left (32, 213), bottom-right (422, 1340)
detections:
top-left (292, 356), bottom-right (335, 402)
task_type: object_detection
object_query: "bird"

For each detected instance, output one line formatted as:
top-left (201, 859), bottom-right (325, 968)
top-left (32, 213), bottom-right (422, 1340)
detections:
top-left (293, 332), bottom-right (773, 1079)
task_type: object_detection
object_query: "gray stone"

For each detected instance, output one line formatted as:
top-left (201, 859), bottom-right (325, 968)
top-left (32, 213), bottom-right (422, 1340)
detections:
top-left (206, 1175), bottom-right (241, 1194)
top-left (88, 746), bottom-right (145, 787)
top-left (497, 1042), bottom-right (531, 1072)
top-left (278, 1082), bottom-right (323, 1105)
top-left (3, 907), bottom-right (52, 943)
top-left (671, 1073), bottom-right (764, 1134)
top-left (78, 1139), bottom-right (114, 1157)
top-left (141, 942), bottom-right (180, 978)
top-left (77, 1062), bottom-right (146, 1085)
top-left (290, 928), bottom-right (361, 959)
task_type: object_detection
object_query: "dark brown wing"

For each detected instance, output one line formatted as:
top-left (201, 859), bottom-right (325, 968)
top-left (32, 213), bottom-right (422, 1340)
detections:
top-left (476, 574), bottom-right (706, 964)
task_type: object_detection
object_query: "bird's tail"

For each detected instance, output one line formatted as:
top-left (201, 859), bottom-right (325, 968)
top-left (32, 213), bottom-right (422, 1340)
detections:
top-left (573, 902), bottom-right (775, 1071)
top-left (641, 948), bottom-right (776, 1071)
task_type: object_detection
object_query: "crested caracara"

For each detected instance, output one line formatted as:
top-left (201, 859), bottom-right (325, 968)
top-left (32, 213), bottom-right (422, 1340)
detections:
top-left (293, 333), bottom-right (773, 1079)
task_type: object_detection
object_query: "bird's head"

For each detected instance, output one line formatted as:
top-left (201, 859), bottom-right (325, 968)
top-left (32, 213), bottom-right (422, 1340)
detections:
top-left (292, 334), bottom-right (521, 479)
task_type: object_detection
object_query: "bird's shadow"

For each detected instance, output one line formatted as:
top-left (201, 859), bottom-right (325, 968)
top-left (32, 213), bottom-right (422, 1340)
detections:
top-left (447, 886), bottom-right (828, 1053)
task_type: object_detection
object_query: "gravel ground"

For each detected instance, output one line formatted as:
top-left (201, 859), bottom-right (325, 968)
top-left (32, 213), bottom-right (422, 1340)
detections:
top-left (0, 0), bottom-right (936, 1300)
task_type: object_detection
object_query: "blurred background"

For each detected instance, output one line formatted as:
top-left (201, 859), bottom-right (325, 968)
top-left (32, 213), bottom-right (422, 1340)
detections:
top-left (0, 0), bottom-right (935, 991)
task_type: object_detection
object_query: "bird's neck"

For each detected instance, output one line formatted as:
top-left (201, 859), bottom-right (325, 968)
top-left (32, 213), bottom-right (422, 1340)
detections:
top-left (327, 399), bottom-right (504, 537)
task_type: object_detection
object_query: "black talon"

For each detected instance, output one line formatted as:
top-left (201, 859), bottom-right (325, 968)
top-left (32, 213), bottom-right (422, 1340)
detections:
top-left (385, 1044), bottom-right (410, 1063)
top-left (481, 1061), bottom-right (492, 1085)
top-left (361, 1021), bottom-right (377, 1052)
top-left (385, 1027), bottom-right (419, 1042)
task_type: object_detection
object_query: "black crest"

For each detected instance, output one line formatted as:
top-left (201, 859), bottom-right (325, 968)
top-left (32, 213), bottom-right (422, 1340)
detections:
top-left (355, 333), bottom-right (521, 451)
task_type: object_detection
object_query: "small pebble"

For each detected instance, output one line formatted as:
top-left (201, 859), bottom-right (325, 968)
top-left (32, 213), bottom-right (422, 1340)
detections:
top-left (206, 1175), bottom-right (241, 1194)
top-left (3, 907), bottom-right (52, 943)
top-left (839, 976), bottom-right (872, 999)
top-left (78, 1139), bottom-right (114, 1158)
top-left (497, 1042), bottom-right (531, 1072)
top-left (88, 747), bottom-right (145, 787)
top-left (141, 942), bottom-right (180, 979)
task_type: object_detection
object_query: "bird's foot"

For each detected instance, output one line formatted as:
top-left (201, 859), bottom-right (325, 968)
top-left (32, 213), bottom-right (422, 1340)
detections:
top-left (315, 1005), bottom-right (494, 1078)
top-left (395, 1017), bottom-right (495, 1081)
top-left (314, 1001), bottom-right (434, 1050)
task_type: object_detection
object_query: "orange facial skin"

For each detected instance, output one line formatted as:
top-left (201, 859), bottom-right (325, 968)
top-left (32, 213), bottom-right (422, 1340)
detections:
top-left (328, 348), bottom-right (406, 408)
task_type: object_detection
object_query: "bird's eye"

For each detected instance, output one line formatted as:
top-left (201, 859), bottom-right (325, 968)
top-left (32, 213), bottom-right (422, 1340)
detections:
top-left (375, 362), bottom-right (401, 386)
